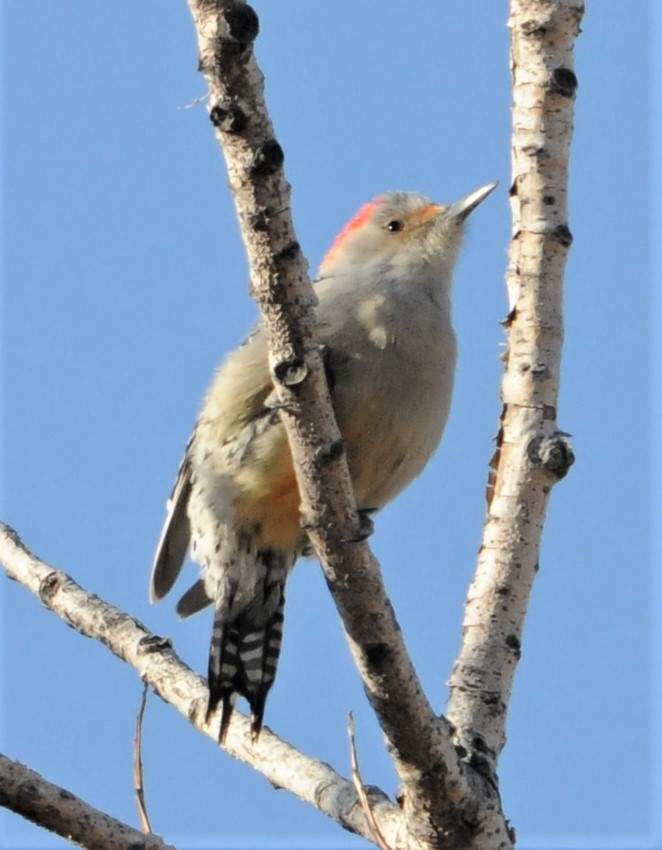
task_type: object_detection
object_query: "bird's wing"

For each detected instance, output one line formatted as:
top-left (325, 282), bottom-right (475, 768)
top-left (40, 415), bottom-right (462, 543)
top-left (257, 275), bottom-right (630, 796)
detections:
top-left (150, 431), bottom-right (194, 602)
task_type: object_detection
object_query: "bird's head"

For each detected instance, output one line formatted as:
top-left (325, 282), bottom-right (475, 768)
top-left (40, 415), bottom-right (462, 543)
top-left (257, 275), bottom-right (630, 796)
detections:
top-left (319, 183), bottom-right (497, 286)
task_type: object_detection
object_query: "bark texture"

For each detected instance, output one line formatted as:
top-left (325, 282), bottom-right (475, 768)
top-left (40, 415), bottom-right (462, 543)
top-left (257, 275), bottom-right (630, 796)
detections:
top-left (0, 753), bottom-right (176, 850)
top-left (447, 0), bottom-right (582, 778)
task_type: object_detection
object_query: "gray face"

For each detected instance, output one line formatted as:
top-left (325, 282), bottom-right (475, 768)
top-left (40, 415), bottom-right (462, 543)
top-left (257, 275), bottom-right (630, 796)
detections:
top-left (320, 192), bottom-right (456, 277)
top-left (319, 183), bottom-right (495, 281)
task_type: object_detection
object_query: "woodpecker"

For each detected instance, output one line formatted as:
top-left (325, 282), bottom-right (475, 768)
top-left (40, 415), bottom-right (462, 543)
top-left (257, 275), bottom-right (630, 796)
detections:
top-left (151, 182), bottom-right (496, 743)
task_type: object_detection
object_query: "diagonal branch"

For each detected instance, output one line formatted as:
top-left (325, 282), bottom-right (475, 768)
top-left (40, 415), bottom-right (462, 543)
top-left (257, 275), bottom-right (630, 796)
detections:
top-left (0, 522), bottom-right (404, 847)
top-left (184, 0), bottom-right (478, 843)
top-left (0, 752), bottom-right (176, 850)
top-left (447, 0), bottom-right (582, 779)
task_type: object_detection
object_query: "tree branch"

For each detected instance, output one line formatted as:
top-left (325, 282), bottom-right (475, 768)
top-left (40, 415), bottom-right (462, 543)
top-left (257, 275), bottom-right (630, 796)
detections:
top-left (447, 0), bottom-right (582, 777)
top-left (0, 752), bottom-right (176, 850)
top-left (0, 522), bottom-right (405, 848)
top-left (184, 1), bottom-right (478, 844)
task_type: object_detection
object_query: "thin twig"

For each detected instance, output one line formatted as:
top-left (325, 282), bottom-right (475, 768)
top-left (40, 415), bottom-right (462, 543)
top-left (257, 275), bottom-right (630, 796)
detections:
top-left (134, 681), bottom-right (153, 833)
top-left (347, 713), bottom-right (392, 850)
top-left (176, 91), bottom-right (209, 110)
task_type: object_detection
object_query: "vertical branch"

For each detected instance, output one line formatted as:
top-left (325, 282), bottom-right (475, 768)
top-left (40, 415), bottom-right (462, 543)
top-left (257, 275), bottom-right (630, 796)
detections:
top-left (185, 2), bottom-right (475, 844)
top-left (447, 0), bottom-right (582, 777)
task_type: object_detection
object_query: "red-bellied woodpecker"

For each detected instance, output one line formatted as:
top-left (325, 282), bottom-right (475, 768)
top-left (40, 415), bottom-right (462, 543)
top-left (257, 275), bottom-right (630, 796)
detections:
top-left (150, 182), bottom-right (496, 742)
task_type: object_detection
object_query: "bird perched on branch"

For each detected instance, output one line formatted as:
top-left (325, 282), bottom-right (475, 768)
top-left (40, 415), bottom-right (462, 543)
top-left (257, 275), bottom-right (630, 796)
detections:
top-left (150, 182), bottom-right (496, 743)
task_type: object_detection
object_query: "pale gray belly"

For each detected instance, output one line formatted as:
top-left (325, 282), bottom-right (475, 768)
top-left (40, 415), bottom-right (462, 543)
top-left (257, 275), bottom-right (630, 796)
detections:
top-left (330, 336), bottom-right (456, 510)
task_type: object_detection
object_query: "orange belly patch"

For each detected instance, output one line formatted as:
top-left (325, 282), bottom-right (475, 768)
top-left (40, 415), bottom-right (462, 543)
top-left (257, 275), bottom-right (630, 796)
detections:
top-left (232, 435), bottom-right (304, 552)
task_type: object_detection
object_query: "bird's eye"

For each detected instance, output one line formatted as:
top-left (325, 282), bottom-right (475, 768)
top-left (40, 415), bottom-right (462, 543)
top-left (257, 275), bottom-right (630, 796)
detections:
top-left (385, 219), bottom-right (404, 233)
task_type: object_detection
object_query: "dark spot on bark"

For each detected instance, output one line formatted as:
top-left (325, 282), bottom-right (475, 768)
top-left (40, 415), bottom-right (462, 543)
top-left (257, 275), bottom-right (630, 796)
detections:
top-left (251, 140), bottom-right (284, 177)
top-left (219, 2), bottom-right (259, 45)
top-left (505, 634), bottom-right (521, 656)
top-left (472, 735), bottom-right (488, 753)
top-left (38, 572), bottom-right (61, 604)
top-left (365, 642), bottom-right (390, 668)
top-left (274, 241), bottom-right (300, 262)
top-left (551, 67), bottom-right (578, 97)
top-left (468, 751), bottom-right (491, 773)
top-left (138, 634), bottom-right (172, 653)
top-left (543, 195), bottom-right (556, 205)
top-left (319, 437), bottom-right (345, 463)
top-left (528, 433), bottom-right (575, 479)
top-left (209, 103), bottom-right (247, 134)
top-left (552, 224), bottom-right (573, 247)
top-left (246, 211), bottom-right (268, 233)
top-left (454, 744), bottom-right (468, 759)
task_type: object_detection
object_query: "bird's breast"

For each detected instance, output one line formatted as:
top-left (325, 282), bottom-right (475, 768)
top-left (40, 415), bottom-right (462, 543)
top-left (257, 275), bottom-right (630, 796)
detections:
top-left (327, 299), bottom-right (457, 510)
top-left (194, 283), bottom-right (456, 553)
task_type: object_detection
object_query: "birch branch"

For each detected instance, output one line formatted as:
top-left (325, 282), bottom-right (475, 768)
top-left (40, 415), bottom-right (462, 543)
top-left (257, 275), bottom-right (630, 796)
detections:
top-left (0, 522), bottom-right (404, 848)
top-left (447, 0), bottom-right (582, 777)
top-left (0, 752), bottom-right (176, 850)
top-left (184, 0), bottom-right (476, 843)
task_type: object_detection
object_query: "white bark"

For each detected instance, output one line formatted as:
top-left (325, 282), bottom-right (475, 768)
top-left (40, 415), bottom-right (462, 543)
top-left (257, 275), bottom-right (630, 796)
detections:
top-left (0, 753), bottom-right (176, 850)
top-left (447, 0), bottom-right (581, 774)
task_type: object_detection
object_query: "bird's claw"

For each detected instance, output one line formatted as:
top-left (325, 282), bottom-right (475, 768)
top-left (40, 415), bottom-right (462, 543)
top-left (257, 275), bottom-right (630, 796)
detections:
top-left (343, 508), bottom-right (376, 543)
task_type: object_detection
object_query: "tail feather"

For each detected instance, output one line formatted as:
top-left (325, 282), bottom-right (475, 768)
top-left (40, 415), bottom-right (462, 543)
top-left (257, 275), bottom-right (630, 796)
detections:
top-left (206, 552), bottom-right (289, 743)
top-left (176, 579), bottom-right (212, 618)
top-left (205, 614), bottom-right (238, 729)
top-left (237, 596), bottom-right (285, 740)
top-left (150, 437), bottom-right (194, 602)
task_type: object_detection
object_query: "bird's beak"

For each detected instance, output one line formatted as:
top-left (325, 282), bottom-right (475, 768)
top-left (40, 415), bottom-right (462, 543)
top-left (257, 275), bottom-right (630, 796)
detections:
top-left (446, 181), bottom-right (498, 222)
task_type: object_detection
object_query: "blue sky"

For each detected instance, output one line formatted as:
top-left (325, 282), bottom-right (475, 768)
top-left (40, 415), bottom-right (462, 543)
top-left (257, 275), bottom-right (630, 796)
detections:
top-left (2, 2), bottom-right (658, 849)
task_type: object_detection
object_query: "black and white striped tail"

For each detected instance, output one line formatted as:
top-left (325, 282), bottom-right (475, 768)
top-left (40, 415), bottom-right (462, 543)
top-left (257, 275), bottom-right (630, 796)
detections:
top-left (206, 554), bottom-right (287, 744)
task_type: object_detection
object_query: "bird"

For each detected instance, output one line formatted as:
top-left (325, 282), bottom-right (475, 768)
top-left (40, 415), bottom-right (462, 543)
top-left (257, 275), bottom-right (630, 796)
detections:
top-left (150, 182), bottom-right (496, 743)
